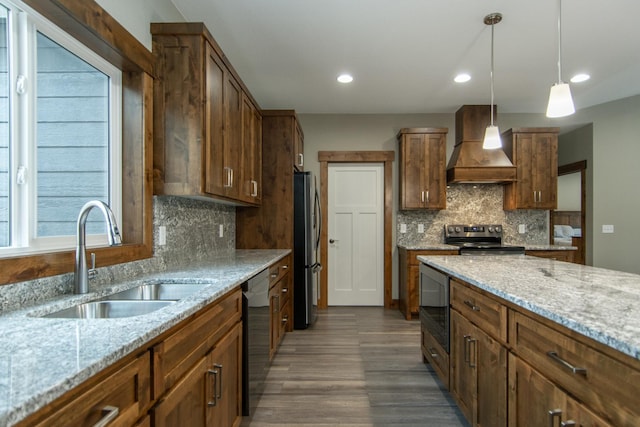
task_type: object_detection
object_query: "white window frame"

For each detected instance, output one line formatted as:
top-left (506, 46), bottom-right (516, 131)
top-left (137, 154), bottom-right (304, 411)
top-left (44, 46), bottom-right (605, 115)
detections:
top-left (0, 0), bottom-right (122, 256)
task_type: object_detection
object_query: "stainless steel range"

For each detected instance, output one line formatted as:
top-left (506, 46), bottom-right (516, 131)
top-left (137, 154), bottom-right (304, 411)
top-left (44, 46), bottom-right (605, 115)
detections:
top-left (444, 224), bottom-right (525, 255)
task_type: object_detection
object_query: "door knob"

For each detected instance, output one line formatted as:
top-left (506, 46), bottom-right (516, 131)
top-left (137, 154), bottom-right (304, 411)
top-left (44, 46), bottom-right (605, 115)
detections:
top-left (329, 239), bottom-right (339, 244)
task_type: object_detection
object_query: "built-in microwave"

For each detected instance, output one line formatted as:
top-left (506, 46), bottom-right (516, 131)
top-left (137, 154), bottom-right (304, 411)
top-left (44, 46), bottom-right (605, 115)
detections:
top-left (419, 263), bottom-right (450, 353)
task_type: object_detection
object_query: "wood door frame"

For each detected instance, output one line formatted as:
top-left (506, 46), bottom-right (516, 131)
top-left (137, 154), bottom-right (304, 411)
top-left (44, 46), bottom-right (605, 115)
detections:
top-left (553, 160), bottom-right (587, 264)
top-left (318, 151), bottom-right (395, 309)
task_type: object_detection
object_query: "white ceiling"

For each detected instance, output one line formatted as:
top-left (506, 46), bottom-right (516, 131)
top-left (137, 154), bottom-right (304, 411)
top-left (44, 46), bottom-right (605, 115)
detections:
top-left (170, 0), bottom-right (640, 115)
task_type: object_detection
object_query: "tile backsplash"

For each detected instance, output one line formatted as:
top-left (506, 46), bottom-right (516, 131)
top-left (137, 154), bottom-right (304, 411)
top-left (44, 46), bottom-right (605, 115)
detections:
top-left (0, 196), bottom-right (236, 313)
top-left (397, 184), bottom-right (548, 246)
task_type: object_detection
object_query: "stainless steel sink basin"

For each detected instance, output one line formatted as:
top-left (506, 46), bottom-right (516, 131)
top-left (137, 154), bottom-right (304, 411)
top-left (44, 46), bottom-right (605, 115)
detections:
top-left (103, 283), bottom-right (207, 301)
top-left (42, 300), bottom-right (175, 319)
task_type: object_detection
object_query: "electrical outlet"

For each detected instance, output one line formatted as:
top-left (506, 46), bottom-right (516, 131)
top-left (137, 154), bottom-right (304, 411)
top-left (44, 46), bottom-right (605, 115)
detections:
top-left (518, 224), bottom-right (526, 234)
top-left (418, 224), bottom-right (425, 233)
top-left (602, 224), bottom-right (614, 234)
top-left (400, 224), bottom-right (407, 233)
top-left (158, 226), bottom-right (166, 246)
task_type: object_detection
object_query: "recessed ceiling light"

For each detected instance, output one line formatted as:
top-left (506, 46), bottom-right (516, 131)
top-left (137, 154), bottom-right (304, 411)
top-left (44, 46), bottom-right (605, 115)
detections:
top-left (570, 73), bottom-right (590, 83)
top-left (337, 74), bottom-right (353, 83)
top-left (454, 73), bottom-right (471, 83)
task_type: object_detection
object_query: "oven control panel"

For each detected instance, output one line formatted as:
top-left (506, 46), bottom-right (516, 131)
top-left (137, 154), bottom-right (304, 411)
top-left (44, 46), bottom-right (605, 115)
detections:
top-left (445, 224), bottom-right (503, 239)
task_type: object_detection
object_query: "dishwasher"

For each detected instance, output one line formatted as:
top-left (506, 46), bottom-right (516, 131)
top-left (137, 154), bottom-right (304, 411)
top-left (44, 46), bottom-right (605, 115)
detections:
top-left (242, 268), bottom-right (270, 418)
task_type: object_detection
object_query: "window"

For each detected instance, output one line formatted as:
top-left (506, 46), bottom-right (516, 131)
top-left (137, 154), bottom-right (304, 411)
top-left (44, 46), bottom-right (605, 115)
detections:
top-left (0, 0), bottom-right (121, 255)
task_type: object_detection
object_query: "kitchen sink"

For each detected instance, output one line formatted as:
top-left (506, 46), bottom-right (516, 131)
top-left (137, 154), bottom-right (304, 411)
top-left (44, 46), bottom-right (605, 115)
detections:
top-left (42, 300), bottom-right (175, 319)
top-left (103, 283), bottom-right (207, 301)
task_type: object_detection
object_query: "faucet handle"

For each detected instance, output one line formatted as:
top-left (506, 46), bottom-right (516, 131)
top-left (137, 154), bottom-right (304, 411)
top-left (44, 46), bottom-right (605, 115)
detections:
top-left (88, 252), bottom-right (98, 279)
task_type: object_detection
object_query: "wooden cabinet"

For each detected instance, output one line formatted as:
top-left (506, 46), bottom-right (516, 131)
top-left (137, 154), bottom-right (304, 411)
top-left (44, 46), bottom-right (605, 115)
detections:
top-left (152, 288), bottom-right (243, 427)
top-left (153, 323), bottom-right (242, 427)
top-left (294, 120), bottom-right (304, 171)
top-left (240, 94), bottom-right (262, 204)
top-left (508, 354), bottom-right (611, 427)
top-left (269, 255), bottom-right (291, 359)
top-left (20, 352), bottom-right (151, 427)
top-left (525, 249), bottom-right (575, 263)
top-left (152, 22), bottom-right (261, 206)
top-left (237, 111), bottom-right (303, 249)
top-left (449, 283), bottom-right (507, 427)
top-left (503, 128), bottom-right (559, 210)
top-left (398, 128), bottom-right (447, 210)
top-left (398, 247), bottom-right (457, 320)
top-left (509, 310), bottom-right (639, 427)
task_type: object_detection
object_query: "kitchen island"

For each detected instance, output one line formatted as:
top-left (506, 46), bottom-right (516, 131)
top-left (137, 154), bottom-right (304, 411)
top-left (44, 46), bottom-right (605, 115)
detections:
top-left (418, 255), bottom-right (639, 427)
top-left (0, 249), bottom-right (289, 426)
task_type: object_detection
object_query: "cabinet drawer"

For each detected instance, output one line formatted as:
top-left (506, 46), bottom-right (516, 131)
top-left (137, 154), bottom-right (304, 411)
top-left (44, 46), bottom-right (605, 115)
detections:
top-left (269, 255), bottom-right (290, 287)
top-left (509, 311), bottom-right (640, 427)
top-left (153, 288), bottom-right (242, 395)
top-left (420, 312), bottom-right (449, 388)
top-left (450, 279), bottom-right (507, 343)
top-left (32, 352), bottom-right (151, 427)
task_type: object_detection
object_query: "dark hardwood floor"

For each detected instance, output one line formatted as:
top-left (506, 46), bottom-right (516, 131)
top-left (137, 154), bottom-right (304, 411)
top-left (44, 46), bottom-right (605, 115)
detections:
top-left (243, 306), bottom-right (469, 427)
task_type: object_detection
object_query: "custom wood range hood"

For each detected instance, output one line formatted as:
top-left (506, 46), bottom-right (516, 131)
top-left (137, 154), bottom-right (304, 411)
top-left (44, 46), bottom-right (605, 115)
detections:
top-left (446, 105), bottom-right (516, 184)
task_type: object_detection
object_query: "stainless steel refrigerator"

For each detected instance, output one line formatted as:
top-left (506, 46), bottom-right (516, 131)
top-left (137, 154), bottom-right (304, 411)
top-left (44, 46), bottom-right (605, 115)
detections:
top-left (293, 171), bottom-right (322, 329)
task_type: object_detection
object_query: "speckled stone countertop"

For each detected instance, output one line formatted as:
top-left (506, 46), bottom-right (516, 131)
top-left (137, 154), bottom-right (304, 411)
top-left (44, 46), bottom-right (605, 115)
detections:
top-left (398, 243), bottom-right (576, 251)
top-left (0, 249), bottom-right (289, 427)
top-left (417, 255), bottom-right (640, 361)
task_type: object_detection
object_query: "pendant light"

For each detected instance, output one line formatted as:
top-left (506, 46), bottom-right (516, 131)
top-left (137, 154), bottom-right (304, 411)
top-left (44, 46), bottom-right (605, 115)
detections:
top-left (483, 13), bottom-right (502, 150)
top-left (546, 0), bottom-right (575, 117)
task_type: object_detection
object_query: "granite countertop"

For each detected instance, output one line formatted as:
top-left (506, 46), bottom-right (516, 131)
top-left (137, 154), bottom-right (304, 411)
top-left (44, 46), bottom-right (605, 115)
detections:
top-left (417, 255), bottom-right (640, 361)
top-left (0, 249), bottom-right (290, 427)
top-left (399, 243), bottom-right (576, 251)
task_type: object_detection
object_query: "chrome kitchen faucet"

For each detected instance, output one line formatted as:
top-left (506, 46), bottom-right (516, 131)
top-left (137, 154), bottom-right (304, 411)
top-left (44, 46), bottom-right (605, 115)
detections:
top-left (74, 200), bottom-right (122, 294)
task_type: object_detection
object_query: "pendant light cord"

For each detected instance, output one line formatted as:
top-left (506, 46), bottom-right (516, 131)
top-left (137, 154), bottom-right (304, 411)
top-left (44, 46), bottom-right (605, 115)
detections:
top-left (490, 19), bottom-right (495, 126)
top-left (557, 0), bottom-right (563, 83)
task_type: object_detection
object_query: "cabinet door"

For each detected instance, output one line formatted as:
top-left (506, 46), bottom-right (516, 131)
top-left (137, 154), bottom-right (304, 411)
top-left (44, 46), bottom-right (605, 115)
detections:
top-left (269, 282), bottom-right (281, 359)
top-left (450, 310), bottom-right (475, 423)
top-left (513, 133), bottom-right (536, 208)
top-left (531, 132), bottom-right (557, 209)
top-left (451, 310), bottom-right (507, 427)
top-left (508, 354), bottom-right (610, 427)
top-left (399, 132), bottom-right (446, 209)
top-left (240, 94), bottom-right (261, 204)
top-left (153, 356), bottom-right (209, 427)
top-left (224, 74), bottom-right (242, 199)
top-left (294, 121), bottom-right (304, 170)
top-left (400, 134), bottom-right (427, 209)
top-left (208, 322), bottom-right (243, 427)
top-left (204, 42), bottom-right (226, 197)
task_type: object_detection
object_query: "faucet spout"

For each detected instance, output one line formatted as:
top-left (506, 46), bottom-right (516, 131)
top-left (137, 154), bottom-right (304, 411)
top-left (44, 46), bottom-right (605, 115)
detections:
top-left (74, 200), bottom-right (122, 294)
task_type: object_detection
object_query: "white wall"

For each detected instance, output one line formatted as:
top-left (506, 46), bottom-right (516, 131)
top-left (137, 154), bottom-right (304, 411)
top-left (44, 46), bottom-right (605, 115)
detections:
top-left (95, 0), bottom-right (184, 50)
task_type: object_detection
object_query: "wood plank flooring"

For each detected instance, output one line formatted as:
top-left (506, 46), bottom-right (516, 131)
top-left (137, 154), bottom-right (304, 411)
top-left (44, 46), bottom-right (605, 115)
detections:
top-left (242, 307), bottom-right (469, 427)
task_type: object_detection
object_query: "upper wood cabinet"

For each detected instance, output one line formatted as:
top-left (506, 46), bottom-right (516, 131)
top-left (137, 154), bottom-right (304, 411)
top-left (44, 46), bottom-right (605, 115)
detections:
top-left (397, 128), bottom-right (447, 210)
top-left (503, 128), bottom-right (559, 210)
top-left (152, 22), bottom-right (261, 206)
top-left (294, 121), bottom-right (304, 171)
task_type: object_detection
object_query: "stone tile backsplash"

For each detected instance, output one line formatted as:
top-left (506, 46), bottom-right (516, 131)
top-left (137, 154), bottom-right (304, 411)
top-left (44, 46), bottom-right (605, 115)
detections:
top-left (0, 196), bottom-right (236, 313)
top-left (397, 184), bottom-right (549, 247)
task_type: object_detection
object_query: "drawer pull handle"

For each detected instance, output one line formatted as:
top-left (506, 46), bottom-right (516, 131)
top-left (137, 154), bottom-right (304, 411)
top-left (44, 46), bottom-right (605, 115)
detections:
top-left (547, 351), bottom-right (587, 376)
top-left (464, 300), bottom-right (480, 311)
top-left (93, 405), bottom-right (119, 427)
top-left (428, 348), bottom-right (439, 358)
top-left (561, 422), bottom-right (576, 427)
top-left (207, 368), bottom-right (219, 406)
top-left (271, 273), bottom-right (278, 278)
top-left (281, 287), bottom-right (288, 293)
top-left (548, 409), bottom-right (562, 427)
top-left (282, 265), bottom-right (288, 270)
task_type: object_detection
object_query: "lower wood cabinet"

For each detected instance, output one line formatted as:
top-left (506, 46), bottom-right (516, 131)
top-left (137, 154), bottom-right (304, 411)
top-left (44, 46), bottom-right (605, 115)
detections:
top-left (398, 247), bottom-right (457, 320)
top-left (508, 354), bottom-right (610, 427)
top-left (20, 351), bottom-right (151, 427)
top-left (152, 322), bottom-right (242, 427)
top-left (450, 309), bottom-right (507, 427)
top-left (269, 255), bottom-right (291, 359)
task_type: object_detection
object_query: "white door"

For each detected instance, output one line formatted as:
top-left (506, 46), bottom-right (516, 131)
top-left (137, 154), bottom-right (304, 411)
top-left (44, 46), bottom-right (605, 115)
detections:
top-left (328, 163), bottom-right (384, 306)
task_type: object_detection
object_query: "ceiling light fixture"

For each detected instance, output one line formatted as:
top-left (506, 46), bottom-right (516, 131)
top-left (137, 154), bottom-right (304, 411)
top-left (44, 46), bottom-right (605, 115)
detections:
top-left (337, 73), bottom-right (353, 83)
top-left (570, 73), bottom-right (590, 83)
top-left (483, 13), bottom-right (502, 150)
top-left (454, 73), bottom-right (471, 83)
top-left (546, 0), bottom-right (575, 118)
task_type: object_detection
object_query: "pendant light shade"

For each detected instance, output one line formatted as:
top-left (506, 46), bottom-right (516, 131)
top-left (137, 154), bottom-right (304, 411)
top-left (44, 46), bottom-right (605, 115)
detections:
top-left (483, 13), bottom-right (502, 150)
top-left (546, 0), bottom-right (575, 118)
